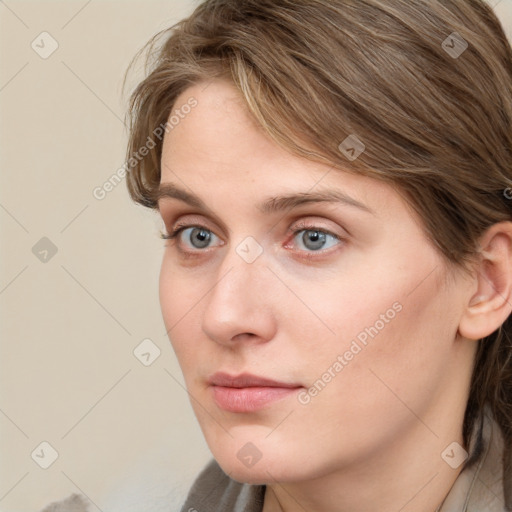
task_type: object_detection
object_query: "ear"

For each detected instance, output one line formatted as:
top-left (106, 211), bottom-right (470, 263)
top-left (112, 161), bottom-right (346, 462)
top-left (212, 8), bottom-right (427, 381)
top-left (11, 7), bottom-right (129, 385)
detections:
top-left (458, 221), bottom-right (512, 340)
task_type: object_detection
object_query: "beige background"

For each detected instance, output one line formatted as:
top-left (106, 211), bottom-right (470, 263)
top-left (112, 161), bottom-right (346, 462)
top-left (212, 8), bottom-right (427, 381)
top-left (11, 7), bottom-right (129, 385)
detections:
top-left (1, 1), bottom-right (511, 511)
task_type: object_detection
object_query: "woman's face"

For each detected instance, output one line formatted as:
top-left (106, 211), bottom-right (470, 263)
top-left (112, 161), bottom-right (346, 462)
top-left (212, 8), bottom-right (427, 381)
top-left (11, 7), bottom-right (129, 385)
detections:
top-left (157, 79), bottom-right (475, 483)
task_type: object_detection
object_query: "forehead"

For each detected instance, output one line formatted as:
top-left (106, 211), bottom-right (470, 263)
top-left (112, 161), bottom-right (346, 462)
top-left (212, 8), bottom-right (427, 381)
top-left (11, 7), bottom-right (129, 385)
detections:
top-left (161, 80), bottom-right (282, 170)
top-left (159, 79), bottom-right (413, 223)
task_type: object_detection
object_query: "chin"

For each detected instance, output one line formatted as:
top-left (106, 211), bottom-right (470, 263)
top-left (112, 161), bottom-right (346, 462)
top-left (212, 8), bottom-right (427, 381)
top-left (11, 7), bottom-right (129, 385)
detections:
top-left (226, 466), bottom-right (272, 485)
top-left (212, 446), bottom-right (318, 485)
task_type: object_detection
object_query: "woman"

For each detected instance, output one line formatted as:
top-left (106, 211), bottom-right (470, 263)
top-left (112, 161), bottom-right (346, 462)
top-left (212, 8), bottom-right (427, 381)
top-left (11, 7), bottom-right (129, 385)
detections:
top-left (64, 0), bottom-right (508, 511)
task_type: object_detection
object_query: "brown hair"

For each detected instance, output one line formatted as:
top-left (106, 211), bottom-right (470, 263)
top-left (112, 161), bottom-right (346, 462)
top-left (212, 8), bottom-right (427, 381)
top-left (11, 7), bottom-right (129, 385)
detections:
top-left (123, 0), bottom-right (512, 505)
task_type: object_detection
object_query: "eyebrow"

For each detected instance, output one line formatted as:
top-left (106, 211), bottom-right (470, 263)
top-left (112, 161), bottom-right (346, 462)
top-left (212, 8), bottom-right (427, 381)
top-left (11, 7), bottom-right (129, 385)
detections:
top-left (155, 182), bottom-right (376, 216)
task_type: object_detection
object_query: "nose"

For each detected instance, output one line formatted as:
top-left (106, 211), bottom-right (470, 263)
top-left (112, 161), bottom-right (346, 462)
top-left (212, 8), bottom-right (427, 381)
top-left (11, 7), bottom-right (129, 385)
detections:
top-left (201, 247), bottom-right (278, 347)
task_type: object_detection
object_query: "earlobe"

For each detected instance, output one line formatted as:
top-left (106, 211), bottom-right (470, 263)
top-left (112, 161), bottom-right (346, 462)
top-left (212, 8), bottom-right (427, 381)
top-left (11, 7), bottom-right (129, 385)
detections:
top-left (458, 222), bottom-right (512, 341)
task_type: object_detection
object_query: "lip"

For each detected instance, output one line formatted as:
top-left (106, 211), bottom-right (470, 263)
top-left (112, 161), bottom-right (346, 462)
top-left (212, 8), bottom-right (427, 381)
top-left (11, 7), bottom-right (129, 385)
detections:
top-left (208, 372), bottom-right (302, 413)
top-left (208, 372), bottom-right (300, 388)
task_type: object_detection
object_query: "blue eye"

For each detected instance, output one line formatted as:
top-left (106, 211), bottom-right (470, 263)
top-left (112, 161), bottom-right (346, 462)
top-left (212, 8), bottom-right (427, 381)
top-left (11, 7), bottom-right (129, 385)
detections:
top-left (293, 228), bottom-right (340, 252)
top-left (160, 226), bottom-right (220, 250)
top-left (182, 227), bottom-right (215, 249)
top-left (160, 222), bottom-right (343, 258)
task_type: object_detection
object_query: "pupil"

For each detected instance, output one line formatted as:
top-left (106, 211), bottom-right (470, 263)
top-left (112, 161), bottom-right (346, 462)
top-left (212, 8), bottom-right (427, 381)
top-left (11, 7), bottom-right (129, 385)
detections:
top-left (304, 230), bottom-right (326, 250)
top-left (192, 228), bottom-right (210, 248)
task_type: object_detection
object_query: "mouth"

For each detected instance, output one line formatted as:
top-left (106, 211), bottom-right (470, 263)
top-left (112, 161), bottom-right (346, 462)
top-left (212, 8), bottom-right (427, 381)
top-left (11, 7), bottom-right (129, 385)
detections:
top-left (208, 372), bottom-right (303, 413)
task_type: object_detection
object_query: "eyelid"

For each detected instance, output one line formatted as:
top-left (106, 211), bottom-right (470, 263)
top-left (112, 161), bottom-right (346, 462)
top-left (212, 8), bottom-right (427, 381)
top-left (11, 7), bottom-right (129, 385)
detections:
top-left (158, 200), bottom-right (230, 237)
top-left (285, 220), bottom-right (344, 239)
top-left (162, 218), bottom-right (344, 241)
top-left (171, 214), bottom-right (216, 232)
top-left (160, 213), bottom-right (218, 238)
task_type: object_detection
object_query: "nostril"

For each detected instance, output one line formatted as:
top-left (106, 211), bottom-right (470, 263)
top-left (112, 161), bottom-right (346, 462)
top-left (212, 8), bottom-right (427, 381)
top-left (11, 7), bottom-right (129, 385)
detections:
top-left (232, 332), bottom-right (257, 341)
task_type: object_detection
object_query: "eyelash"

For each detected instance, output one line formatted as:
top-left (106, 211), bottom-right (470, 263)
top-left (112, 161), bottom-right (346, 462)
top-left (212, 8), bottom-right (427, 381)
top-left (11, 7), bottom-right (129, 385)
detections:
top-left (159, 221), bottom-right (344, 260)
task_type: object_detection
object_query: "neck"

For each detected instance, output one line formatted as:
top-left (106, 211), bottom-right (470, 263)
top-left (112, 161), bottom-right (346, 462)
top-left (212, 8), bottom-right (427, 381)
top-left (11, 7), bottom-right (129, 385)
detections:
top-left (262, 413), bottom-right (466, 512)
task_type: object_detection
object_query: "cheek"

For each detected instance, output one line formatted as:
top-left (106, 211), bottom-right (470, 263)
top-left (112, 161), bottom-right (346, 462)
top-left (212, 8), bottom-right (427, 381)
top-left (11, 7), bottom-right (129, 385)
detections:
top-left (304, 268), bottom-right (456, 426)
top-left (159, 258), bottom-right (201, 359)
top-left (159, 254), bottom-right (206, 318)
top-left (159, 258), bottom-right (179, 327)
top-left (293, 252), bottom-right (454, 399)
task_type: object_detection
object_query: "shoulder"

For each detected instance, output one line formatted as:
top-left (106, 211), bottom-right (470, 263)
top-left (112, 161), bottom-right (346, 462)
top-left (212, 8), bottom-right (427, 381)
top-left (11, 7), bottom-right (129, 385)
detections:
top-left (39, 493), bottom-right (90, 512)
top-left (180, 459), bottom-right (266, 512)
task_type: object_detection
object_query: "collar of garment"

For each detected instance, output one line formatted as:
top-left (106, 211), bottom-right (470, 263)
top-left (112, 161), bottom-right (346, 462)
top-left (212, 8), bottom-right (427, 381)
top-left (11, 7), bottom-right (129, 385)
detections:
top-left (437, 404), bottom-right (507, 511)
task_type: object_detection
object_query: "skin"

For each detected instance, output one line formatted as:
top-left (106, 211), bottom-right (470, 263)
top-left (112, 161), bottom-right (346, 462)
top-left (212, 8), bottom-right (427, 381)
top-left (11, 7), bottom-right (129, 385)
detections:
top-left (157, 79), bottom-right (512, 512)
